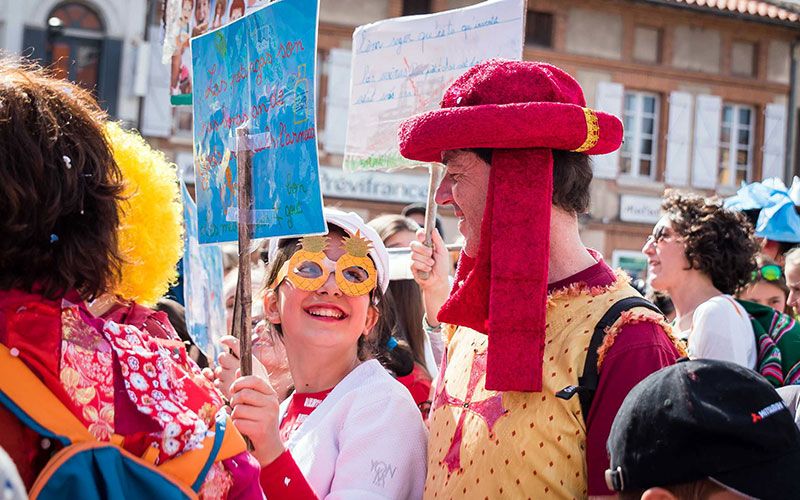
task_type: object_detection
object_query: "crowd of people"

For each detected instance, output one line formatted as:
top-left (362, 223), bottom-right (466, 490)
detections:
top-left (1, 55), bottom-right (800, 500)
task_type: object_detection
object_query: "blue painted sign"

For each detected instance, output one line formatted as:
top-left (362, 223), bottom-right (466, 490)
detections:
top-left (181, 182), bottom-right (226, 358)
top-left (191, 0), bottom-right (324, 243)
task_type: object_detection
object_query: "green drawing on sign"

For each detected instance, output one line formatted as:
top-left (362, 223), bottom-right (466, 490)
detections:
top-left (214, 31), bottom-right (227, 58)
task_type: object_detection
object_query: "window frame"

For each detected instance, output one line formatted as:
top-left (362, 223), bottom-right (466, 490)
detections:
top-left (45, 2), bottom-right (106, 102)
top-left (718, 102), bottom-right (755, 187)
top-left (525, 10), bottom-right (555, 48)
top-left (620, 90), bottom-right (660, 180)
top-left (49, 2), bottom-right (105, 32)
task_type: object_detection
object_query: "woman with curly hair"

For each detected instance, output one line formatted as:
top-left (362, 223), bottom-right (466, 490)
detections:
top-left (643, 190), bottom-right (759, 368)
top-left (89, 122), bottom-right (184, 334)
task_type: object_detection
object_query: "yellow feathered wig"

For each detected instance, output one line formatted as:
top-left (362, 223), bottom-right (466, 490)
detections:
top-left (106, 123), bottom-right (183, 306)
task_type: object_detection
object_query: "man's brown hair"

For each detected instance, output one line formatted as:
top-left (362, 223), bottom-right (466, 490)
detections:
top-left (552, 150), bottom-right (592, 214)
top-left (470, 148), bottom-right (593, 214)
top-left (0, 56), bottom-right (124, 300)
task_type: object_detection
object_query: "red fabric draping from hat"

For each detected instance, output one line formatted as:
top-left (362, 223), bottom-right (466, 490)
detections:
top-left (438, 149), bottom-right (551, 392)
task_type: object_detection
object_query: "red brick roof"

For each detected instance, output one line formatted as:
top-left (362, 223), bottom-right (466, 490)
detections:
top-left (646, 0), bottom-right (800, 26)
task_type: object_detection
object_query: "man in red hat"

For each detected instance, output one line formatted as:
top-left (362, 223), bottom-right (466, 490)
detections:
top-left (403, 59), bottom-right (683, 497)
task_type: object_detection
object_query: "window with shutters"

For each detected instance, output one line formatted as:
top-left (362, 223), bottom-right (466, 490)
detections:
top-left (46, 3), bottom-right (104, 92)
top-left (620, 91), bottom-right (659, 179)
top-left (41, 2), bottom-right (122, 117)
top-left (525, 11), bottom-right (554, 48)
top-left (718, 104), bottom-right (754, 186)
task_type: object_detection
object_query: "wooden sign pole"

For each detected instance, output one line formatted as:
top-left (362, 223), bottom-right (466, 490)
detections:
top-left (418, 163), bottom-right (445, 280)
top-left (235, 124), bottom-right (253, 379)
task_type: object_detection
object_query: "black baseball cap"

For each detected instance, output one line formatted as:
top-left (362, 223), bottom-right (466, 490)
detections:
top-left (606, 359), bottom-right (800, 499)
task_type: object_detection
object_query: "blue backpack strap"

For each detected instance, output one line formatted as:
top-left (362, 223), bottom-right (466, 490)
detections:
top-left (191, 411), bottom-right (229, 491)
top-left (158, 409), bottom-right (248, 492)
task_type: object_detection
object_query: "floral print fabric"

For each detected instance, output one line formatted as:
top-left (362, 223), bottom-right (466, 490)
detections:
top-left (59, 299), bottom-right (224, 464)
top-left (60, 305), bottom-right (116, 440)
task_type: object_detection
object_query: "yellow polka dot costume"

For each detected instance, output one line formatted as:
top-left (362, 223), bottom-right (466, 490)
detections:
top-left (105, 123), bottom-right (183, 306)
top-left (424, 277), bottom-right (667, 499)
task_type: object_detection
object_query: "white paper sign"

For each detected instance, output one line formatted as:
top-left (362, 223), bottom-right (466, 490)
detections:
top-left (343, 0), bottom-right (525, 171)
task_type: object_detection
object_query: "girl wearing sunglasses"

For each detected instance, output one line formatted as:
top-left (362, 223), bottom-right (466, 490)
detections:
top-left (738, 259), bottom-right (789, 314)
top-left (225, 209), bottom-right (426, 499)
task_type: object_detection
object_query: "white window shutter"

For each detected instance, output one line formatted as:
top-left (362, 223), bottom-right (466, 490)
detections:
top-left (141, 27), bottom-right (172, 138)
top-left (323, 48), bottom-right (351, 154)
top-left (593, 81), bottom-right (624, 179)
top-left (763, 103), bottom-right (787, 181)
top-left (691, 94), bottom-right (722, 189)
top-left (664, 91), bottom-right (693, 186)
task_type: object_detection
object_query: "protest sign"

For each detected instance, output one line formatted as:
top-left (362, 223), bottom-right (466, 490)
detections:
top-left (181, 182), bottom-right (226, 358)
top-left (191, 0), bottom-right (325, 244)
top-left (343, 0), bottom-right (524, 171)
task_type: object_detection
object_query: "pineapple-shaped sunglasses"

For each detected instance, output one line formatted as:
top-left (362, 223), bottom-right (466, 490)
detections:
top-left (269, 232), bottom-right (377, 297)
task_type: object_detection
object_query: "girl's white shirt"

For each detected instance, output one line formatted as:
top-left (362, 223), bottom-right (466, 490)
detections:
top-left (422, 333), bottom-right (440, 380)
top-left (680, 295), bottom-right (757, 370)
top-left (279, 359), bottom-right (428, 499)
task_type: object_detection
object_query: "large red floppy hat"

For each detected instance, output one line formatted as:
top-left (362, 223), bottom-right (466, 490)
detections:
top-left (398, 59), bottom-right (623, 392)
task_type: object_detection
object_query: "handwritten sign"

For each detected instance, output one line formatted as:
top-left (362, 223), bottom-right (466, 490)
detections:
top-left (343, 0), bottom-right (524, 171)
top-left (181, 182), bottom-right (226, 358)
top-left (191, 0), bottom-right (325, 243)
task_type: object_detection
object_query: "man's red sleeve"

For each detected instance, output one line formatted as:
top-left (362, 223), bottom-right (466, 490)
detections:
top-left (585, 321), bottom-right (680, 495)
top-left (259, 449), bottom-right (318, 500)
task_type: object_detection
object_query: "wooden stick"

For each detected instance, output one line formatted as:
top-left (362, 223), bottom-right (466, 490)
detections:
top-left (235, 125), bottom-right (254, 451)
top-left (418, 163), bottom-right (445, 280)
top-left (235, 124), bottom-right (254, 380)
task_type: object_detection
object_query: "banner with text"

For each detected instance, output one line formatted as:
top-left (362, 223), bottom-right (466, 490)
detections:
top-left (191, 0), bottom-right (325, 243)
top-left (181, 182), bottom-right (226, 358)
top-left (343, 0), bottom-right (524, 171)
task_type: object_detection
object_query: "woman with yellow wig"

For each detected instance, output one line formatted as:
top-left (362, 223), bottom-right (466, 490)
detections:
top-left (89, 122), bottom-right (184, 341)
